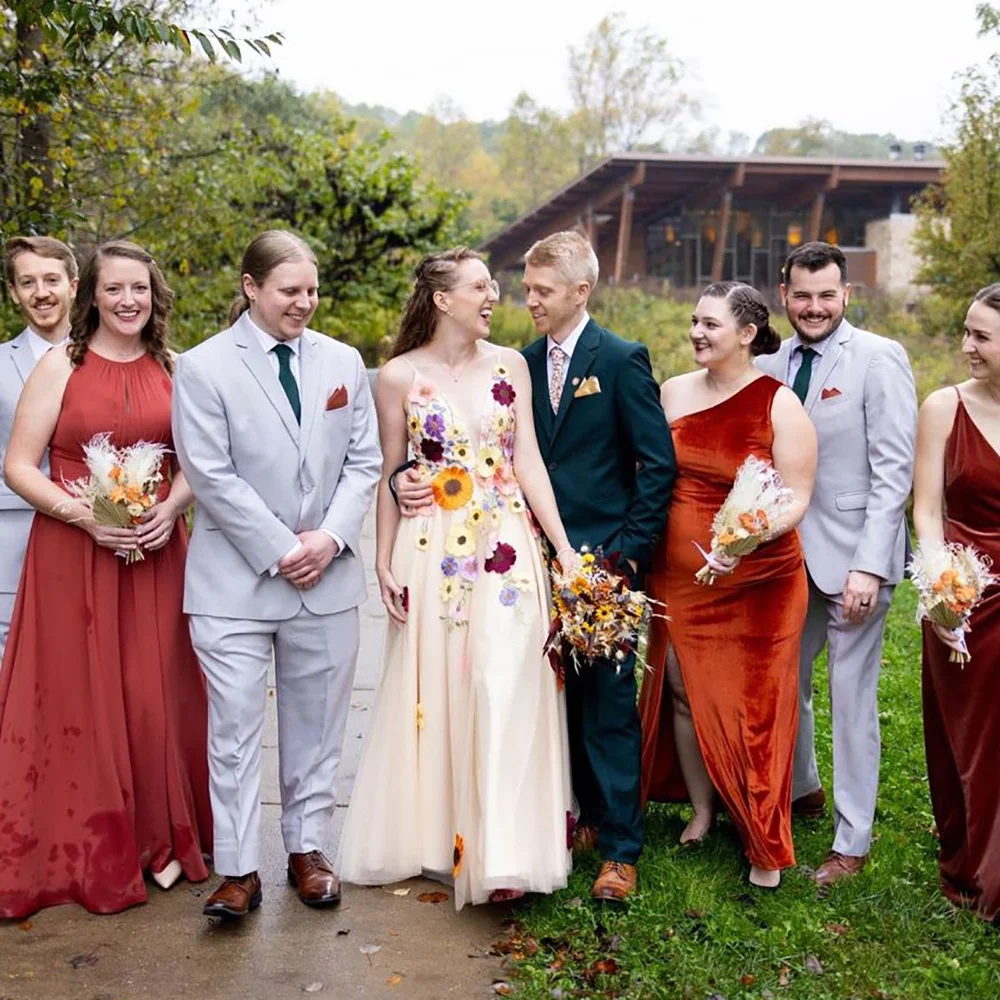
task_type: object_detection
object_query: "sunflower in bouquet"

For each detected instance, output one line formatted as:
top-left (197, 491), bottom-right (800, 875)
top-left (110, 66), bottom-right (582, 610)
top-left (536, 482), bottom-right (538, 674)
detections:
top-left (63, 432), bottom-right (169, 564)
top-left (545, 546), bottom-right (665, 677)
top-left (695, 454), bottom-right (795, 585)
top-left (908, 540), bottom-right (996, 664)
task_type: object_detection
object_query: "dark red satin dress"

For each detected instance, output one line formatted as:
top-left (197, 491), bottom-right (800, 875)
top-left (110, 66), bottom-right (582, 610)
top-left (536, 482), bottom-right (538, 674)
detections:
top-left (0, 351), bottom-right (212, 918)
top-left (923, 393), bottom-right (1000, 920)
top-left (639, 376), bottom-right (807, 870)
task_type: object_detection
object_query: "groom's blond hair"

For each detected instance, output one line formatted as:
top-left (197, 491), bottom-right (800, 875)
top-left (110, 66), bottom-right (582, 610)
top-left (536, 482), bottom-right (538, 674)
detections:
top-left (524, 231), bottom-right (599, 289)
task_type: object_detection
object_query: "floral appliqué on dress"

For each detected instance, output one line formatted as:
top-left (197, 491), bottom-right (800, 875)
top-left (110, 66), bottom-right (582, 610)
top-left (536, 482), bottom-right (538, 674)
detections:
top-left (405, 363), bottom-right (536, 627)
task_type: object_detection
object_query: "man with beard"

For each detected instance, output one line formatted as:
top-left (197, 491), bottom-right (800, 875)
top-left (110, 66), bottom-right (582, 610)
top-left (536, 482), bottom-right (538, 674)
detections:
top-left (393, 231), bottom-right (676, 901)
top-left (0, 237), bottom-right (78, 657)
top-left (756, 241), bottom-right (916, 886)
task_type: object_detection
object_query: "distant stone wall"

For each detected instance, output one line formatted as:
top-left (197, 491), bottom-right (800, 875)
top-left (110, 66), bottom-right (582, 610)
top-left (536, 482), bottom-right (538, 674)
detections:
top-left (865, 214), bottom-right (922, 300)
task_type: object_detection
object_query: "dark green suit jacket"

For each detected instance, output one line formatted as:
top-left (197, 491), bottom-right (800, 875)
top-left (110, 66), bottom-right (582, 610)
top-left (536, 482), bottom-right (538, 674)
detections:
top-left (522, 318), bottom-right (676, 572)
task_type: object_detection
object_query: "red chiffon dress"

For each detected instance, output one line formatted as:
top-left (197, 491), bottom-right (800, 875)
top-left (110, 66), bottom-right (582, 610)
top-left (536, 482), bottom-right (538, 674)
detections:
top-left (0, 350), bottom-right (212, 918)
top-left (639, 376), bottom-right (807, 870)
top-left (922, 391), bottom-right (1000, 920)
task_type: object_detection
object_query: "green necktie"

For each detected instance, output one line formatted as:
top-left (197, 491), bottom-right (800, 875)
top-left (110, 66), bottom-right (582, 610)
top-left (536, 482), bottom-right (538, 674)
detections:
top-left (272, 343), bottom-right (301, 424)
top-left (792, 346), bottom-right (816, 404)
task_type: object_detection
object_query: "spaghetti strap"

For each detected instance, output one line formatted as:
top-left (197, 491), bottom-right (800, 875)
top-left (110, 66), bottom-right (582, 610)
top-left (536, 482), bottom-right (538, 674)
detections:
top-left (400, 356), bottom-right (420, 376)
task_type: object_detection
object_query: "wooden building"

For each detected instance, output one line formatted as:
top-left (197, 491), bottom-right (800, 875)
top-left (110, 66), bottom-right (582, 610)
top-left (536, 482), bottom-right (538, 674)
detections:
top-left (480, 153), bottom-right (944, 295)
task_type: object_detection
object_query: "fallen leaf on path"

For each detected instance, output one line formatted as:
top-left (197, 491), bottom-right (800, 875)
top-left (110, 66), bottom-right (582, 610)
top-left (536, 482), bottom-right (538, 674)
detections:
top-left (684, 907), bottom-right (705, 919)
top-left (804, 955), bottom-right (824, 975)
top-left (384, 887), bottom-right (410, 896)
top-left (564, 896), bottom-right (583, 909)
top-left (301, 984), bottom-right (323, 994)
top-left (417, 891), bottom-right (449, 904)
top-left (740, 973), bottom-right (756, 987)
top-left (359, 945), bottom-right (381, 956)
top-left (69, 954), bottom-right (100, 969)
top-left (779, 964), bottom-right (791, 987)
top-left (18, 921), bottom-right (32, 931)
top-left (586, 957), bottom-right (618, 980)
top-left (823, 922), bottom-right (849, 936)
top-left (386, 974), bottom-right (403, 986)
top-left (491, 984), bottom-right (513, 996)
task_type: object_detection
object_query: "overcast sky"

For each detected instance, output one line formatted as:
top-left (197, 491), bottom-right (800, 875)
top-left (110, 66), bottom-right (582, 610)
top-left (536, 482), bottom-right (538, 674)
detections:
top-left (259, 0), bottom-right (992, 145)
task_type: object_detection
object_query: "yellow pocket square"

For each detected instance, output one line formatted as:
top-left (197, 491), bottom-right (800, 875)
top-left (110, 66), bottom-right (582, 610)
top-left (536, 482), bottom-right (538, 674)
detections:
top-left (573, 375), bottom-right (602, 398)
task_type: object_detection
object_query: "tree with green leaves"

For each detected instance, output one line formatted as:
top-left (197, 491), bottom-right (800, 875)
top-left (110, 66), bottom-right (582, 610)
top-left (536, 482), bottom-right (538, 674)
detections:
top-left (913, 3), bottom-right (1000, 314)
top-left (568, 12), bottom-right (696, 169)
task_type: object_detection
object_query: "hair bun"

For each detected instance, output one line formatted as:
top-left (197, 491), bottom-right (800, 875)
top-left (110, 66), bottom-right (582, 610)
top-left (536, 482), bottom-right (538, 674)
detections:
top-left (751, 321), bottom-right (781, 356)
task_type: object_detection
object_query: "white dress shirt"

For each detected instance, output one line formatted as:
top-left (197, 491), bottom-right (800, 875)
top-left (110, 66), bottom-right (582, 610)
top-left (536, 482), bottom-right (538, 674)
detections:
top-left (546, 311), bottom-right (590, 383)
top-left (245, 313), bottom-right (344, 572)
top-left (26, 328), bottom-right (65, 362)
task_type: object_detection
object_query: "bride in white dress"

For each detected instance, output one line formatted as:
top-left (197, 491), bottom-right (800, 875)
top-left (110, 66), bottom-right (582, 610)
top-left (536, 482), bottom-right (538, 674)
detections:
top-left (338, 248), bottom-right (577, 908)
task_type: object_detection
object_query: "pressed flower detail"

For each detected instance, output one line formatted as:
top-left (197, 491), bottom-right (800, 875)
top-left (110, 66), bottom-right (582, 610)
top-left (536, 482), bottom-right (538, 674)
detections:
top-left (467, 505), bottom-right (485, 527)
top-left (476, 445), bottom-right (502, 479)
top-left (416, 703), bottom-right (424, 729)
top-left (510, 496), bottom-right (526, 514)
top-left (452, 834), bottom-right (465, 878)
top-left (432, 466), bottom-right (474, 510)
top-left (441, 555), bottom-right (459, 577)
top-left (491, 380), bottom-right (516, 406)
top-left (440, 579), bottom-right (458, 602)
top-left (415, 532), bottom-right (430, 552)
top-left (499, 585), bottom-right (519, 607)
top-left (454, 443), bottom-right (471, 463)
top-left (458, 555), bottom-right (478, 582)
top-left (485, 541), bottom-right (517, 575)
top-left (423, 412), bottom-right (447, 440)
top-left (495, 363), bottom-right (509, 377)
top-left (420, 438), bottom-right (445, 463)
top-left (407, 414), bottom-right (421, 435)
top-left (446, 524), bottom-right (477, 558)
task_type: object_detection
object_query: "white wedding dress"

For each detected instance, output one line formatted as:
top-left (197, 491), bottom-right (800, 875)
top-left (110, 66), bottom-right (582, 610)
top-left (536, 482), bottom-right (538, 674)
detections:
top-left (338, 357), bottom-right (571, 908)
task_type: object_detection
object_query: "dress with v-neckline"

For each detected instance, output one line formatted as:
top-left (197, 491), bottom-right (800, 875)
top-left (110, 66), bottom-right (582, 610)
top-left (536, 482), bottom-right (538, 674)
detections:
top-left (922, 387), bottom-right (1000, 920)
top-left (338, 355), bottom-right (571, 909)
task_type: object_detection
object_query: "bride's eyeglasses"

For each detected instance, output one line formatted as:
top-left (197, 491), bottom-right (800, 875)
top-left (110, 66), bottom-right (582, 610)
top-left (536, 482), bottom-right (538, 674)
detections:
top-left (453, 278), bottom-right (500, 299)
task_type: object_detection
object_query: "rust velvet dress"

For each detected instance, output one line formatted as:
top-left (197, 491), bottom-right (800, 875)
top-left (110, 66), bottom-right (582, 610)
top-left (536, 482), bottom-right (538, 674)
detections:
top-left (0, 351), bottom-right (212, 918)
top-left (922, 392), bottom-right (1000, 920)
top-left (639, 375), bottom-right (807, 870)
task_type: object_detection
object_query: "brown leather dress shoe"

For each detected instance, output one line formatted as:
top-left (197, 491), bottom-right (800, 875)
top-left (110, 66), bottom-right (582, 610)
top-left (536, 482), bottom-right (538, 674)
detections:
top-left (792, 787), bottom-right (826, 819)
top-left (572, 823), bottom-right (599, 854)
top-left (288, 851), bottom-right (342, 907)
top-left (202, 872), bottom-right (262, 919)
top-left (591, 861), bottom-right (637, 902)
top-left (813, 851), bottom-right (868, 887)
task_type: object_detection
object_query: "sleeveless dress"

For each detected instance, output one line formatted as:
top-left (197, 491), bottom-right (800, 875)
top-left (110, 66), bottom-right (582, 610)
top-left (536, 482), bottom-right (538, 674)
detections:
top-left (639, 376), bottom-right (807, 870)
top-left (0, 351), bottom-right (212, 918)
top-left (338, 357), bottom-right (571, 908)
top-left (922, 391), bottom-right (1000, 920)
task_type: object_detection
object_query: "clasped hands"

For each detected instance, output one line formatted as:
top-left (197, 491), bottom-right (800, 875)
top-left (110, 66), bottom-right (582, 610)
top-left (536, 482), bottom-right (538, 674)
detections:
top-left (84, 498), bottom-right (182, 554)
top-left (279, 531), bottom-right (339, 590)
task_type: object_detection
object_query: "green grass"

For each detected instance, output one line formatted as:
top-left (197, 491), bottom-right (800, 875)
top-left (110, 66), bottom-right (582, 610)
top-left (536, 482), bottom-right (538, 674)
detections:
top-left (506, 584), bottom-right (1000, 999)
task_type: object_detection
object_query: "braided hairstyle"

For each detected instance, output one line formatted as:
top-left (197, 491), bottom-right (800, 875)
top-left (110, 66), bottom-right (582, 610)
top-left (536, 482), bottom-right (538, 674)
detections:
top-left (701, 280), bottom-right (781, 356)
top-left (389, 247), bottom-right (483, 359)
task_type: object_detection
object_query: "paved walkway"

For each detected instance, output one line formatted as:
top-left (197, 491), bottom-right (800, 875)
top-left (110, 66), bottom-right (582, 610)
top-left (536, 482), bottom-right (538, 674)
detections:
top-left (0, 513), bottom-right (507, 999)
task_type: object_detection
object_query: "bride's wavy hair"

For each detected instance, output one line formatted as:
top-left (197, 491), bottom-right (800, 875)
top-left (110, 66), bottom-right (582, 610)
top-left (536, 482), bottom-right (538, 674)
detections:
top-left (389, 247), bottom-right (483, 359)
top-left (69, 241), bottom-right (175, 373)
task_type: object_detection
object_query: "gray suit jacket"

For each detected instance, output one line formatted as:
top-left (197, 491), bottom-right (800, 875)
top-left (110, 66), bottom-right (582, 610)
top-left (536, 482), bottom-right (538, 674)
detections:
top-left (0, 330), bottom-right (46, 594)
top-left (172, 313), bottom-right (382, 620)
top-left (756, 320), bottom-right (916, 595)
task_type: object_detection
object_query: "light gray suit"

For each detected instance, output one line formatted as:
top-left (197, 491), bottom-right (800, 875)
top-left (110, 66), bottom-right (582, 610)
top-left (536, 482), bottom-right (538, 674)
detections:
top-left (757, 319), bottom-right (916, 857)
top-left (0, 330), bottom-right (48, 659)
top-left (172, 312), bottom-right (381, 876)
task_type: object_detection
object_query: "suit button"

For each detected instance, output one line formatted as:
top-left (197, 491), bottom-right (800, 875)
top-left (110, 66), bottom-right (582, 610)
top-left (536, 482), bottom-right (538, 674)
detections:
top-left (548, 461), bottom-right (558, 471)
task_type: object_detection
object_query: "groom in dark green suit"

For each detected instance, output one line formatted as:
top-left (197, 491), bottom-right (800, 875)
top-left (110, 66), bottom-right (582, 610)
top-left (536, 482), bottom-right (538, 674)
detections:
top-left (395, 231), bottom-right (675, 901)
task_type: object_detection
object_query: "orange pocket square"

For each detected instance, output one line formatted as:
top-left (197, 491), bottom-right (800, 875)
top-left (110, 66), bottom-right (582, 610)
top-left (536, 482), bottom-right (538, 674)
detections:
top-left (821, 387), bottom-right (842, 400)
top-left (326, 385), bottom-right (349, 411)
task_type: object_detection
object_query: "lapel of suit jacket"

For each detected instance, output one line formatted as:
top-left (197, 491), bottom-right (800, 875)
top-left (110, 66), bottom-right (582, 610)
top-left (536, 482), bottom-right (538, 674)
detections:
top-left (523, 337), bottom-right (553, 446)
top-left (551, 319), bottom-right (601, 443)
top-left (233, 313), bottom-right (300, 445)
top-left (297, 330), bottom-right (323, 465)
top-left (770, 338), bottom-right (794, 386)
top-left (805, 320), bottom-right (853, 414)
top-left (9, 329), bottom-right (35, 385)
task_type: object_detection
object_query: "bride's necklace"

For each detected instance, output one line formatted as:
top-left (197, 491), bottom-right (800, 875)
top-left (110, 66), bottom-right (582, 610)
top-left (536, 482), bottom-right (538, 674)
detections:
top-left (443, 350), bottom-right (477, 383)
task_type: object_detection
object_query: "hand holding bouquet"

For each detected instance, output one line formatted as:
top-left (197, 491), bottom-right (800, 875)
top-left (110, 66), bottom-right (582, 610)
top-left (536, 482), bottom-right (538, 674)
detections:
top-left (63, 433), bottom-right (169, 564)
top-left (908, 540), bottom-right (996, 664)
top-left (695, 455), bottom-right (794, 585)
top-left (546, 546), bottom-right (665, 675)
